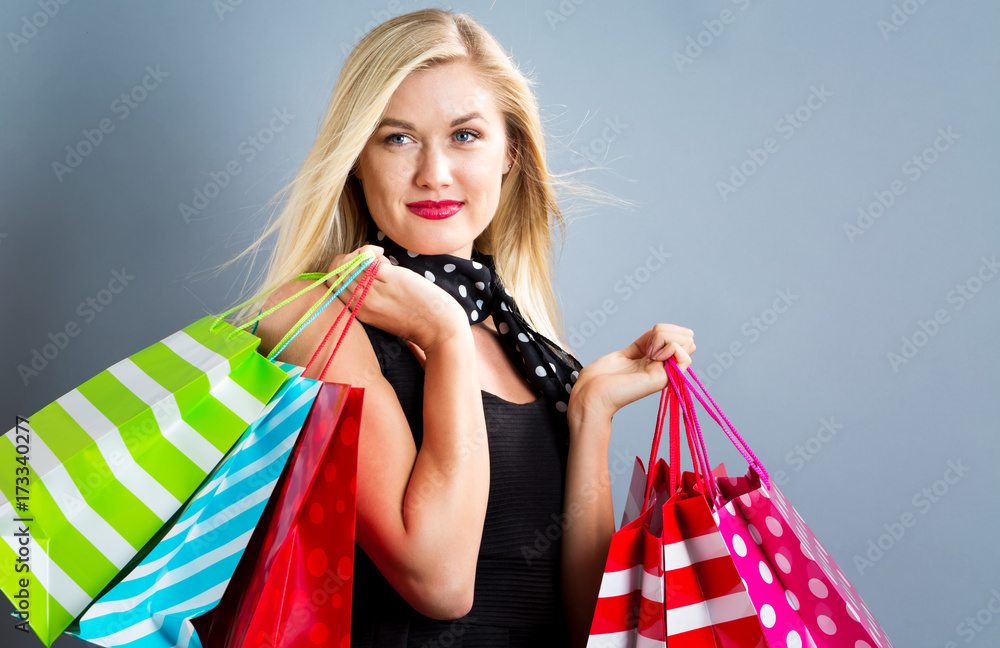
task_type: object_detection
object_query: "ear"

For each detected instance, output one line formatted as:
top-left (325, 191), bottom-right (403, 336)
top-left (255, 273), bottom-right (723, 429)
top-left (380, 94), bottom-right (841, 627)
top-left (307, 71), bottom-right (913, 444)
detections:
top-left (503, 147), bottom-right (516, 175)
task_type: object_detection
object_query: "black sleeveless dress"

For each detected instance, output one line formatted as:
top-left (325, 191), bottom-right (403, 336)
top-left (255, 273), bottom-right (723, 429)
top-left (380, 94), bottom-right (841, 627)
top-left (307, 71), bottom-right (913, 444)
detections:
top-left (350, 322), bottom-right (572, 647)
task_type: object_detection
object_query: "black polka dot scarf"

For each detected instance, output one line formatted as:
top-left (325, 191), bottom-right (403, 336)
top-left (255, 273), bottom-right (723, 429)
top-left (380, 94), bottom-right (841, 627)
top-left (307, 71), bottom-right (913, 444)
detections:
top-left (364, 215), bottom-right (584, 444)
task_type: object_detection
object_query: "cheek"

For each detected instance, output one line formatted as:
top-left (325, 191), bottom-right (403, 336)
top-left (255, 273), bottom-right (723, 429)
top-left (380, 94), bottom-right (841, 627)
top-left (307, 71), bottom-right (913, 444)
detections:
top-left (363, 160), bottom-right (410, 197)
top-left (461, 161), bottom-right (503, 192)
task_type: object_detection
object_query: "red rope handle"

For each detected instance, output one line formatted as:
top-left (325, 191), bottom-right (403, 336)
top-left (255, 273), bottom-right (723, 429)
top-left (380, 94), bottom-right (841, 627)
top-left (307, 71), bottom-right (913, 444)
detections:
top-left (303, 257), bottom-right (381, 380)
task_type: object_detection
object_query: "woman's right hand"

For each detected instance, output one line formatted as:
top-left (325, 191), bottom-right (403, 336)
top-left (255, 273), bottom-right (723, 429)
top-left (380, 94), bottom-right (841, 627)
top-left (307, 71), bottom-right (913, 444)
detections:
top-left (327, 245), bottom-right (469, 352)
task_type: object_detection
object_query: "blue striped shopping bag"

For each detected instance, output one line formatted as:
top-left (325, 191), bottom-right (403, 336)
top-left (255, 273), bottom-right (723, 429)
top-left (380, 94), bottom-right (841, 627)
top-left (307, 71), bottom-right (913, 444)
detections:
top-left (66, 362), bottom-right (322, 648)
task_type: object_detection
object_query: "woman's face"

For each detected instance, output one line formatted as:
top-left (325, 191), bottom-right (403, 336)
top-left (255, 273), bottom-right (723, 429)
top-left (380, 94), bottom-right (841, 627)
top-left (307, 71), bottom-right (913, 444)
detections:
top-left (354, 60), bottom-right (514, 258)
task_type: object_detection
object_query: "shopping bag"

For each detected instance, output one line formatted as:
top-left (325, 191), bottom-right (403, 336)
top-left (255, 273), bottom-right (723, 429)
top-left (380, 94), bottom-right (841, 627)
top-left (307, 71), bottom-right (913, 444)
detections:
top-left (201, 382), bottom-right (362, 648)
top-left (673, 364), bottom-right (896, 648)
top-left (196, 255), bottom-right (380, 648)
top-left (66, 362), bottom-right (322, 648)
top-left (588, 387), bottom-right (768, 647)
top-left (0, 251), bottom-right (376, 646)
top-left (63, 251), bottom-right (378, 648)
top-left (0, 318), bottom-right (287, 645)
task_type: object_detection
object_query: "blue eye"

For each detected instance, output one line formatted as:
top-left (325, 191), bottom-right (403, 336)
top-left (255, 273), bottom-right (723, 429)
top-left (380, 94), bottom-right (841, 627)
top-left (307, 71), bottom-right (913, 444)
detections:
top-left (382, 129), bottom-right (482, 147)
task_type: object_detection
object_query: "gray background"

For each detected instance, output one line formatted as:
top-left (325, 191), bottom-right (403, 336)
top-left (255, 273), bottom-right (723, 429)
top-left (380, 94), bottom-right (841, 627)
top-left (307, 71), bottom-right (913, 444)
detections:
top-left (2, 1), bottom-right (998, 646)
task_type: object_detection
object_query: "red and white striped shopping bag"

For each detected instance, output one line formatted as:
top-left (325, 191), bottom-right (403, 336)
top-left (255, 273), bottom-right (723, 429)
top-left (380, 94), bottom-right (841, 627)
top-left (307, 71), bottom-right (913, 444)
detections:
top-left (589, 383), bottom-right (769, 647)
top-left (660, 493), bottom-right (768, 647)
top-left (589, 459), bottom-right (769, 647)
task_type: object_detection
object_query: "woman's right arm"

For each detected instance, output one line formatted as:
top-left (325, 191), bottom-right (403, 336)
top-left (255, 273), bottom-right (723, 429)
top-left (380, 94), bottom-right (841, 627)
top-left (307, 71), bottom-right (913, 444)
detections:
top-left (254, 251), bottom-right (489, 620)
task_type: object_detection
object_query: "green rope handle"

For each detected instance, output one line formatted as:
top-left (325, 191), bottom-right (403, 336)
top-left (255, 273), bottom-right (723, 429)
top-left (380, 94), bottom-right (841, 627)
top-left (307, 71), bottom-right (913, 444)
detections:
top-left (263, 258), bottom-right (373, 361)
top-left (209, 251), bottom-right (376, 346)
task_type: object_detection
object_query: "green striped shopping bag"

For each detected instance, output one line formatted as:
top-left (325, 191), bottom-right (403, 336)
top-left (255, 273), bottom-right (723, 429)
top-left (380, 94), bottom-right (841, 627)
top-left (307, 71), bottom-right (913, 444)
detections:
top-left (0, 251), bottom-right (376, 646)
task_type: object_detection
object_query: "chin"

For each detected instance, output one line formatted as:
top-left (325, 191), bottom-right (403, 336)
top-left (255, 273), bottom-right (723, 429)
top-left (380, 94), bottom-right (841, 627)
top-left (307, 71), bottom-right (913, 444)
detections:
top-left (408, 221), bottom-right (486, 257)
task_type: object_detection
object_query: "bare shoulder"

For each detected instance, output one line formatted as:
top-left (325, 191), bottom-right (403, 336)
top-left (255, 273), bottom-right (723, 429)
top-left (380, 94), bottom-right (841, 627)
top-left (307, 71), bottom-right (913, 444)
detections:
top-left (252, 280), bottom-right (314, 359)
top-left (253, 279), bottom-right (380, 386)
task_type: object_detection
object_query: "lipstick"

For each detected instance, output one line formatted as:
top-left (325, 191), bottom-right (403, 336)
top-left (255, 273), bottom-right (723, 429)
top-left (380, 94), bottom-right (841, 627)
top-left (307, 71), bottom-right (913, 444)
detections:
top-left (406, 200), bottom-right (463, 220)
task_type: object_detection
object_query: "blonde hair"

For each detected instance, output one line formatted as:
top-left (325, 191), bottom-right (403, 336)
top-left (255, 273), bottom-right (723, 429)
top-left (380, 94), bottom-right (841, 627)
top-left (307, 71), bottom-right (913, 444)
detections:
top-left (224, 8), bottom-right (628, 345)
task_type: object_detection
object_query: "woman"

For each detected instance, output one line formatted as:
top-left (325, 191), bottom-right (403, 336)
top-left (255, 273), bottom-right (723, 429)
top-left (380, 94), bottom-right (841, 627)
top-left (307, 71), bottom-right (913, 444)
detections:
top-left (237, 8), bottom-right (695, 646)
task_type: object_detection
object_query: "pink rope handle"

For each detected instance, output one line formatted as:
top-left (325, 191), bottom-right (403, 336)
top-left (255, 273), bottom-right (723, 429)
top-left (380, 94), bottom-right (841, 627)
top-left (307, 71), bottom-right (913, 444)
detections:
top-left (685, 366), bottom-right (767, 483)
top-left (667, 357), bottom-right (771, 490)
top-left (664, 362), bottom-right (721, 504)
top-left (642, 366), bottom-right (717, 508)
top-left (666, 363), bottom-right (712, 484)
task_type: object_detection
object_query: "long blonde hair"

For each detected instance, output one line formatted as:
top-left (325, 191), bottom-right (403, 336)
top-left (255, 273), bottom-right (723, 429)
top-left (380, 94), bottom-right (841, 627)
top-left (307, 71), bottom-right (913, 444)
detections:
top-left (224, 8), bottom-right (626, 345)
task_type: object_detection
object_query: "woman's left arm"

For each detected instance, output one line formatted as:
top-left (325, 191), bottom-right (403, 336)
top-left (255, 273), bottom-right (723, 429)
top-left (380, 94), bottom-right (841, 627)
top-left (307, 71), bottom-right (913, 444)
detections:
top-left (560, 323), bottom-right (696, 648)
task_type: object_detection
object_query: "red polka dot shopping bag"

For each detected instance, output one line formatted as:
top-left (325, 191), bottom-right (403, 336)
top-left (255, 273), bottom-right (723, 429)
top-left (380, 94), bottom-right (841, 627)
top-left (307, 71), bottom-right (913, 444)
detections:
top-left (199, 381), bottom-right (361, 648)
top-left (196, 258), bottom-right (381, 648)
top-left (672, 360), bottom-right (895, 648)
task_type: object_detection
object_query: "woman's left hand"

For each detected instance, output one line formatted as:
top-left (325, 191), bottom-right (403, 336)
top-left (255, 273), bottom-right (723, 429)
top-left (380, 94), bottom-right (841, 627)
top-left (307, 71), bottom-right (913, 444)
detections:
top-left (568, 323), bottom-right (695, 430)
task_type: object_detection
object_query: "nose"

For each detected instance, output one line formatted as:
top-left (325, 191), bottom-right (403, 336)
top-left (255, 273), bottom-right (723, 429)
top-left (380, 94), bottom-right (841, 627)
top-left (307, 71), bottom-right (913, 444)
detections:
top-left (414, 143), bottom-right (453, 190)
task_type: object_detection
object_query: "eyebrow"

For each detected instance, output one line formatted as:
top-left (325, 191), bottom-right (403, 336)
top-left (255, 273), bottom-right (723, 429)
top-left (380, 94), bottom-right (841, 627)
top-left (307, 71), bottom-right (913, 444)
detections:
top-left (375, 112), bottom-right (487, 131)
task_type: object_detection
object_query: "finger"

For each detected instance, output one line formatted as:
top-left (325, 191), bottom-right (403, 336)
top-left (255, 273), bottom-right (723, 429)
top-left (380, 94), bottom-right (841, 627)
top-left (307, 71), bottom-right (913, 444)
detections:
top-left (330, 245), bottom-right (387, 293)
top-left (645, 325), bottom-right (695, 359)
top-left (403, 339), bottom-right (427, 369)
top-left (355, 244), bottom-right (385, 267)
top-left (651, 341), bottom-right (692, 372)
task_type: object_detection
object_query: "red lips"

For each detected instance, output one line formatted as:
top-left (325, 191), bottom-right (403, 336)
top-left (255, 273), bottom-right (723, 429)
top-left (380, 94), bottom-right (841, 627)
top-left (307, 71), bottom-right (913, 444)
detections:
top-left (406, 200), bottom-right (464, 220)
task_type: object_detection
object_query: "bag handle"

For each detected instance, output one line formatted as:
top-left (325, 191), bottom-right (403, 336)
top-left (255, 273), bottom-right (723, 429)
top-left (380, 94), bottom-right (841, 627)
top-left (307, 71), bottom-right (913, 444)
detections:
top-left (665, 358), bottom-right (772, 492)
top-left (265, 257), bottom-right (375, 362)
top-left (642, 374), bottom-right (711, 511)
top-left (643, 388), bottom-right (680, 511)
top-left (667, 367), bottom-right (717, 501)
top-left (209, 251), bottom-right (376, 361)
top-left (304, 256), bottom-right (381, 381)
top-left (664, 361), bottom-right (722, 505)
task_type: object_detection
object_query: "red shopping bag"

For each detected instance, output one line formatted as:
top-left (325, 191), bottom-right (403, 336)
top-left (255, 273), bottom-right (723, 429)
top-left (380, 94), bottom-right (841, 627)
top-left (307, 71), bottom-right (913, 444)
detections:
top-left (588, 387), bottom-right (768, 647)
top-left (195, 257), bottom-right (379, 648)
top-left (206, 381), bottom-right (362, 647)
top-left (668, 361), bottom-right (896, 648)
